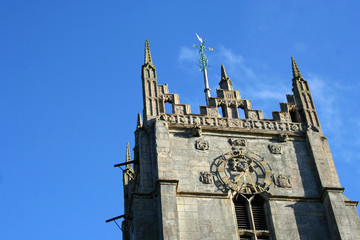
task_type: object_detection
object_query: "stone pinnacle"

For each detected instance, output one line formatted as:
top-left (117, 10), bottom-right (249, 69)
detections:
top-left (291, 56), bottom-right (303, 79)
top-left (144, 39), bottom-right (153, 65)
top-left (125, 142), bottom-right (131, 169)
top-left (137, 113), bottom-right (143, 128)
top-left (219, 64), bottom-right (233, 90)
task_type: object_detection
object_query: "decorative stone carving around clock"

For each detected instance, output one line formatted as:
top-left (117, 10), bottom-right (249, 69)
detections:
top-left (200, 172), bottom-right (213, 184)
top-left (229, 138), bottom-right (247, 149)
top-left (213, 151), bottom-right (273, 194)
top-left (273, 174), bottom-right (292, 188)
top-left (269, 144), bottom-right (282, 154)
top-left (195, 140), bottom-right (209, 151)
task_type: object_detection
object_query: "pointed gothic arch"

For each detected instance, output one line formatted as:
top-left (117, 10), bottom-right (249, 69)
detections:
top-left (233, 194), bottom-right (270, 240)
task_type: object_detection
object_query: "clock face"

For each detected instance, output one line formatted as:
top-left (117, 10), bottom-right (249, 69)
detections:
top-left (215, 151), bottom-right (272, 194)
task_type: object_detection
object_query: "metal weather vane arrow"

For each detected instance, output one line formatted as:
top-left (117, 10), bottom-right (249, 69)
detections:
top-left (194, 33), bottom-right (213, 106)
top-left (194, 33), bottom-right (213, 71)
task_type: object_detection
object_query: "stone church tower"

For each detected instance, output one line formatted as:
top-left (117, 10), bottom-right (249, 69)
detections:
top-left (120, 40), bottom-right (360, 240)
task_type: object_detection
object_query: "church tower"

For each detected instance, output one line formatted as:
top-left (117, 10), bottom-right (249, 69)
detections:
top-left (119, 41), bottom-right (360, 240)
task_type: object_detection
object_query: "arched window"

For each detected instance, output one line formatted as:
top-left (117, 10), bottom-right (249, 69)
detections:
top-left (234, 195), bottom-right (250, 230)
top-left (233, 194), bottom-right (270, 240)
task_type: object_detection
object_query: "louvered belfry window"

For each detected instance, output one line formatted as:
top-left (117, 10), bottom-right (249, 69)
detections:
top-left (233, 194), bottom-right (270, 239)
top-left (252, 205), bottom-right (267, 230)
top-left (234, 198), bottom-right (250, 229)
top-left (251, 196), bottom-right (268, 230)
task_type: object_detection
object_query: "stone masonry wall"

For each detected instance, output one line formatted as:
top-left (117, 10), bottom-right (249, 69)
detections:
top-left (177, 197), bottom-right (238, 240)
top-left (168, 127), bottom-right (320, 198)
top-left (269, 200), bottom-right (331, 240)
top-left (163, 122), bottom-right (332, 239)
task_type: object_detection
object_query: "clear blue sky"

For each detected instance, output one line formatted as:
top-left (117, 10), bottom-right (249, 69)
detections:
top-left (1, 1), bottom-right (359, 239)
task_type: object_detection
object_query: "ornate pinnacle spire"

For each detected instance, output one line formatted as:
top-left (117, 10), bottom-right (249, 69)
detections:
top-left (219, 64), bottom-right (233, 90)
top-left (125, 142), bottom-right (131, 169)
top-left (137, 113), bottom-right (143, 128)
top-left (291, 57), bottom-right (303, 79)
top-left (144, 39), bottom-right (153, 65)
top-left (221, 64), bottom-right (228, 79)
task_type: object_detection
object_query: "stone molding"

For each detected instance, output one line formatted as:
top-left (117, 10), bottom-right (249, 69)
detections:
top-left (176, 191), bottom-right (229, 198)
top-left (160, 113), bottom-right (305, 134)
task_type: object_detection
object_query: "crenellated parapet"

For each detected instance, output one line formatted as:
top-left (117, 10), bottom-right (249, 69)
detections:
top-left (141, 40), bottom-right (321, 135)
top-left (201, 64), bottom-right (262, 120)
top-left (272, 94), bottom-right (294, 122)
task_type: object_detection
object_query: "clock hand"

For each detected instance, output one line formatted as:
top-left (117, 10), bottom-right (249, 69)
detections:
top-left (234, 171), bottom-right (246, 182)
top-left (246, 170), bottom-right (258, 193)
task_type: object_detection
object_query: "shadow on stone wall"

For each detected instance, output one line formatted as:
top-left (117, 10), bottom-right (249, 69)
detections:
top-left (292, 141), bottom-right (321, 198)
top-left (285, 201), bottom-right (331, 239)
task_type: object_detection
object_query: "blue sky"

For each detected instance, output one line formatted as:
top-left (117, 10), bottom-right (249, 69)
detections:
top-left (1, 1), bottom-right (359, 239)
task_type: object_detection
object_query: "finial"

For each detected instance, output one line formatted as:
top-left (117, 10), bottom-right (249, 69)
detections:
top-left (219, 64), bottom-right (233, 90)
top-left (194, 34), bottom-right (213, 72)
top-left (221, 64), bottom-right (228, 79)
top-left (144, 39), bottom-right (153, 65)
top-left (194, 33), bottom-right (213, 105)
top-left (137, 113), bottom-right (143, 128)
top-left (125, 142), bottom-right (131, 169)
top-left (291, 57), bottom-right (303, 79)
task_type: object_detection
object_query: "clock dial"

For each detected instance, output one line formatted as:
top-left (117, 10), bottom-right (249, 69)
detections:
top-left (215, 151), bottom-right (272, 194)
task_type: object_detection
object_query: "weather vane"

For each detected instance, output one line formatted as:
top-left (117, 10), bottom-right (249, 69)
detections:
top-left (194, 33), bottom-right (213, 106)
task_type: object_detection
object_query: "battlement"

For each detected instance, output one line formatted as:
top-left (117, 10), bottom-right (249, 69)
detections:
top-left (141, 40), bottom-right (320, 135)
top-left (154, 77), bottom-right (305, 135)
